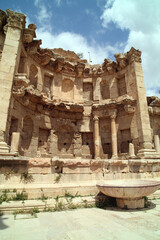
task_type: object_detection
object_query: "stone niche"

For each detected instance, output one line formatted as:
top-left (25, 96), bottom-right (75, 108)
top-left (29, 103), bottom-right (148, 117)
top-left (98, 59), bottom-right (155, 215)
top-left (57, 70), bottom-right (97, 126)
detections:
top-left (61, 78), bottom-right (74, 101)
top-left (29, 64), bottom-right (38, 88)
top-left (38, 128), bottom-right (50, 156)
top-left (43, 74), bottom-right (53, 99)
top-left (82, 132), bottom-right (94, 158)
top-left (56, 124), bottom-right (74, 157)
top-left (100, 118), bottom-right (112, 159)
top-left (83, 82), bottom-right (93, 101)
top-left (120, 129), bottom-right (131, 153)
top-left (117, 75), bottom-right (127, 96)
top-left (18, 56), bottom-right (26, 73)
top-left (20, 116), bottom-right (33, 156)
top-left (100, 80), bottom-right (110, 100)
top-left (9, 117), bottom-right (18, 145)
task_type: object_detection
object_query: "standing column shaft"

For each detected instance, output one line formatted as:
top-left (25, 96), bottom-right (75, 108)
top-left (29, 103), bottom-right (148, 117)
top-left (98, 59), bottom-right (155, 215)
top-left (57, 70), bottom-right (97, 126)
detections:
top-left (154, 135), bottom-right (160, 152)
top-left (93, 116), bottom-right (100, 159)
top-left (10, 132), bottom-right (20, 153)
top-left (110, 115), bottom-right (118, 158)
top-left (0, 10), bottom-right (25, 148)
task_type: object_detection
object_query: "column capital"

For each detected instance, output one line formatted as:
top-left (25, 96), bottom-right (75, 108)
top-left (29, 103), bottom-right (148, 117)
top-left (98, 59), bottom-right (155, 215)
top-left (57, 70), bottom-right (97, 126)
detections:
top-left (109, 109), bottom-right (117, 119)
top-left (93, 115), bottom-right (99, 121)
top-left (6, 9), bottom-right (26, 30)
top-left (0, 9), bottom-right (7, 31)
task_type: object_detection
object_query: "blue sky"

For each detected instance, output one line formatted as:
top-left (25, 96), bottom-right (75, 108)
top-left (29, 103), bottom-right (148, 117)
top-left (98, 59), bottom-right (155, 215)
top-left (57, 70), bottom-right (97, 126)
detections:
top-left (1, 0), bottom-right (160, 97)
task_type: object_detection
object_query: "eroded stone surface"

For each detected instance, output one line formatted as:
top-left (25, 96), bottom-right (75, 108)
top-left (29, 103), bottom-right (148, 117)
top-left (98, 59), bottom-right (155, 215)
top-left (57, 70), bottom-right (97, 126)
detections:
top-left (0, 9), bottom-right (160, 185)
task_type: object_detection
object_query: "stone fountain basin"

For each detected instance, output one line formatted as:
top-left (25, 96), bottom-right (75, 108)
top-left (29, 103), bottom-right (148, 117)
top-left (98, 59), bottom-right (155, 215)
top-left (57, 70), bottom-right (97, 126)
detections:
top-left (97, 179), bottom-right (160, 199)
top-left (96, 179), bottom-right (160, 209)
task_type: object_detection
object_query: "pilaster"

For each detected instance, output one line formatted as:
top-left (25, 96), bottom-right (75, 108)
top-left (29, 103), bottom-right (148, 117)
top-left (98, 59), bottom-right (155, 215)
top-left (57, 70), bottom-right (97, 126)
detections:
top-left (0, 10), bottom-right (26, 153)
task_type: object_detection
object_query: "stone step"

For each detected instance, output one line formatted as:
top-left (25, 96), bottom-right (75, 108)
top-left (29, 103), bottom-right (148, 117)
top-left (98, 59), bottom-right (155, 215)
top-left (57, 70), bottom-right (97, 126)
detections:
top-left (0, 196), bottom-right (96, 214)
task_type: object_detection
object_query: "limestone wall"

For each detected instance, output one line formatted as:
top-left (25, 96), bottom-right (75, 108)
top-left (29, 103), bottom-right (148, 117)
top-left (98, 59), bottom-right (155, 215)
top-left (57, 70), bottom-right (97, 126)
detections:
top-left (0, 9), bottom-right (159, 160)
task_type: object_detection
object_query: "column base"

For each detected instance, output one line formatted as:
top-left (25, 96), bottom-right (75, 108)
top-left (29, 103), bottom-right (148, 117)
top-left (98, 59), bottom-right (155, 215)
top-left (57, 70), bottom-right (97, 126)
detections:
top-left (137, 149), bottom-right (160, 159)
top-left (0, 141), bottom-right (10, 153)
top-left (111, 155), bottom-right (118, 160)
top-left (116, 197), bottom-right (144, 209)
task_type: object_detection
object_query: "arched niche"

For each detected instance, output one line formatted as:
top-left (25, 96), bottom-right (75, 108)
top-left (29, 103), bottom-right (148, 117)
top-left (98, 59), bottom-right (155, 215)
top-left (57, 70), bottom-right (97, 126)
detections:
top-left (100, 80), bottom-right (110, 100)
top-left (61, 79), bottom-right (74, 100)
top-left (100, 118), bottom-right (112, 158)
top-left (20, 116), bottom-right (33, 156)
top-left (120, 129), bottom-right (131, 153)
top-left (29, 64), bottom-right (38, 88)
top-left (56, 124), bottom-right (74, 156)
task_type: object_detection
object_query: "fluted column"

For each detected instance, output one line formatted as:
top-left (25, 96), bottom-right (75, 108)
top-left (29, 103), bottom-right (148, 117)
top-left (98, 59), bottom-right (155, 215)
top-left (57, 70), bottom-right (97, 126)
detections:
top-left (110, 110), bottom-right (118, 159)
top-left (93, 116), bottom-right (100, 159)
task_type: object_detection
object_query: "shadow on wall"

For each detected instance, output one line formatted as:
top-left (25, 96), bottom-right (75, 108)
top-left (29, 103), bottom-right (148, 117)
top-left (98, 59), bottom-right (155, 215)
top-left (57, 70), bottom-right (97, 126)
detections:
top-left (20, 116), bottom-right (33, 156)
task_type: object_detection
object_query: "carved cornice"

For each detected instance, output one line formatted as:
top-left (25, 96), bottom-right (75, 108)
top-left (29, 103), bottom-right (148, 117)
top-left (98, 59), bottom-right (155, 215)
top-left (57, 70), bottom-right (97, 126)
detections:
top-left (75, 62), bottom-right (85, 77)
top-left (0, 9), bottom-right (7, 31)
top-left (92, 95), bottom-right (136, 111)
top-left (124, 104), bottom-right (136, 114)
top-left (25, 40), bottom-right (42, 55)
top-left (127, 47), bottom-right (142, 63)
top-left (114, 53), bottom-right (128, 70)
top-left (13, 73), bottom-right (30, 97)
top-left (102, 58), bottom-right (117, 75)
top-left (109, 109), bottom-right (117, 119)
top-left (54, 57), bottom-right (65, 72)
top-left (23, 24), bottom-right (37, 43)
top-left (6, 9), bottom-right (26, 30)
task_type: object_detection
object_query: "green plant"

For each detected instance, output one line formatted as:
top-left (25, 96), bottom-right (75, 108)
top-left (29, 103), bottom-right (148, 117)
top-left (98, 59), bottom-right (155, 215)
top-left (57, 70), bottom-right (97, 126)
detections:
top-left (29, 207), bottom-right (39, 217)
top-left (40, 189), bottom-right (48, 202)
top-left (20, 172), bottom-right (34, 183)
top-left (13, 209), bottom-right (25, 220)
top-left (12, 191), bottom-right (28, 201)
top-left (4, 169), bottom-right (15, 180)
top-left (55, 195), bottom-right (60, 202)
top-left (82, 200), bottom-right (88, 208)
top-left (43, 203), bottom-right (53, 212)
top-left (66, 198), bottom-right (77, 210)
top-left (65, 191), bottom-right (75, 199)
top-left (54, 174), bottom-right (62, 183)
top-left (0, 191), bottom-right (10, 204)
top-left (144, 196), bottom-right (149, 208)
top-left (54, 201), bottom-right (65, 211)
top-left (41, 194), bottom-right (48, 202)
top-left (13, 207), bottom-right (39, 219)
top-left (13, 189), bottom-right (17, 193)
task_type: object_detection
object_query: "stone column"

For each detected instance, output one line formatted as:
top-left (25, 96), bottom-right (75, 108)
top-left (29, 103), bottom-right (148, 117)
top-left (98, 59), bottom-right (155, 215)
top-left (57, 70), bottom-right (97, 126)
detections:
top-left (110, 110), bottom-right (118, 159)
top-left (0, 10), bottom-right (26, 152)
top-left (154, 135), bottom-right (160, 152)
top-left (127, 48), bottom-right (152, 150)
top-left (10, 132), bottom-right (20, 154)
top-left (93, 116), bottom-right (100, 159)
top-left (129, 143), bottom-right (136, 158)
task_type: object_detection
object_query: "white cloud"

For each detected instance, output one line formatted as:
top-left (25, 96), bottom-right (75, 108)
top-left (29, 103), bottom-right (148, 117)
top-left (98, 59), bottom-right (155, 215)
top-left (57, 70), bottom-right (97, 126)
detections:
top-left (34, 0), bottom-right (52, 28)
top-left (36, 29), bottom-right (123, 64)
top-left (101, 0), bottom-right (160, 97)
top-left (54, 0), bottom-right (62, 6)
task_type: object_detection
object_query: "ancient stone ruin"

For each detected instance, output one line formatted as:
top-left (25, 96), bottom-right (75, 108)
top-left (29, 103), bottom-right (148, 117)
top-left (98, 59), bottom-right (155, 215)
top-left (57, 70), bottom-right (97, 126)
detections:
top-left (0, 9), bottom-right (160, 206)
